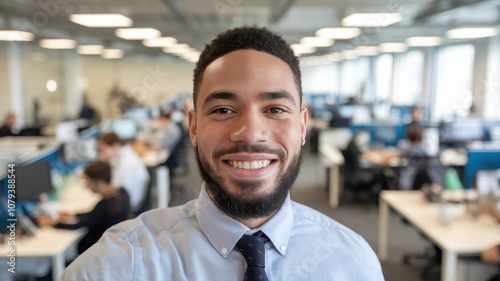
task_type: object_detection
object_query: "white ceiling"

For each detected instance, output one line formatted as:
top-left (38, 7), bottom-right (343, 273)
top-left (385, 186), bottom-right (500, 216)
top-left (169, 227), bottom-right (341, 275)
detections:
top-left (0, 0), bottom-right (499, 56)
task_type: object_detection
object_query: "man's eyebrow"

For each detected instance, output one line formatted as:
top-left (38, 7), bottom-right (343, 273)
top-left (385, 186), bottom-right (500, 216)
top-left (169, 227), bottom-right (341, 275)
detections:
top-left (259, 91), bottom-right (296, 106)
top-left (203, 91), bottom-right (238, 106)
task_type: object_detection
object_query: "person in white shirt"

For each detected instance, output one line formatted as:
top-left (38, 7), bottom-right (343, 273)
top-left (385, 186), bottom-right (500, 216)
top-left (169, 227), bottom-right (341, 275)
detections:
top-left (98, 132), bottom-right (150, 212)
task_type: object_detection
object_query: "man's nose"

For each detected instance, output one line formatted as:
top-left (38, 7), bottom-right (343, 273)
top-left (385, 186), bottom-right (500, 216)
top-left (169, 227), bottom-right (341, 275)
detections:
top-left (230, 110), bottom-right (270, 144)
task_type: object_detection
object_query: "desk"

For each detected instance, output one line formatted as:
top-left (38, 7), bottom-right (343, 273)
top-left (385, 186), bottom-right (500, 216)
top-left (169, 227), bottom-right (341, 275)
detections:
top-left (378, 190), bottom-right (500, 281)
top-left (0, 228), bottom-right (85, 281)
top-left (319, 144), bottom-right (344, 208)
top-left (361, 148), bottom-right (401, 167)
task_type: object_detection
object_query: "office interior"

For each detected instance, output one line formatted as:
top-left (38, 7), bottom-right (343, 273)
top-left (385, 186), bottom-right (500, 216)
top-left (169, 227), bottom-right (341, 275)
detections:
top-left (1, 0), bottom-right (500, 280)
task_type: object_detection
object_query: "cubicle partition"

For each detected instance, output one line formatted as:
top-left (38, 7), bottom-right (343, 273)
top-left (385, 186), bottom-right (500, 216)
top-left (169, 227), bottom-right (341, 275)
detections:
top-left (464, 147), bottom-right (500, 189)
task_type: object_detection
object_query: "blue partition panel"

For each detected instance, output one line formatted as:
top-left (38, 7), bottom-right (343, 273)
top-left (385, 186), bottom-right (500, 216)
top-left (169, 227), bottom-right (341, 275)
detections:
top-left (464, 148), bottom-right (500, 189)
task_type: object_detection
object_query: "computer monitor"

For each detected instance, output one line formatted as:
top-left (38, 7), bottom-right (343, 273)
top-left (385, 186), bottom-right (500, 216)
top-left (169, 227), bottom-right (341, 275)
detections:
top-left (111, 119), bottom-right (138, 140)
top-left (62, 138), bottom-right (98, 164)
top-left (16, 159), bottom-right (53, 201)
top-left (375, 125), bottom-right (397, 145)
top-left (440, 119), bottom-right (484, 143)
top-left (127, 108), bottom-right (150, 121)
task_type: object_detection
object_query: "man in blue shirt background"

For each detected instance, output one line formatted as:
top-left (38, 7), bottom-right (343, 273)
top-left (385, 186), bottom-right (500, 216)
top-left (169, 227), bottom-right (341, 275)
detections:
top-left (61, 26), bottom-right (385, 281)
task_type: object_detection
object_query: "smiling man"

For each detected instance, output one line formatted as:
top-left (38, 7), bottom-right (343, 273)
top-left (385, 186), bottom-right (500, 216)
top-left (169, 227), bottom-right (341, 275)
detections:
top-left (60, 27), bottom-right (384, 281)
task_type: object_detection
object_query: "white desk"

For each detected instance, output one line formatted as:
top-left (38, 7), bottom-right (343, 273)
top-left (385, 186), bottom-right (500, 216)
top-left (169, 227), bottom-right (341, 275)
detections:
top-left (0, 228), bottom-right (85, 281)
top-left (319, 144), bottom-right (344, 208)
top-left (378, 190), bottom-right (500, 281)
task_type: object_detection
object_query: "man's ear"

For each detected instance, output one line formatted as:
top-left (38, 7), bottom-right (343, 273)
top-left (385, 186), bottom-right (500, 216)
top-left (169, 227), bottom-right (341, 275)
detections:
top-left (188, 109), bottom-right (197, 146)
top-left (300, 106), bottom-right (308, 145)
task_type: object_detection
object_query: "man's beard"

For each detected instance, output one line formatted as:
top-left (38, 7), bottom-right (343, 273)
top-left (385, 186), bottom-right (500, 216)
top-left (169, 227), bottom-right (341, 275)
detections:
top-left (194, 144), bottom-right (302, 220)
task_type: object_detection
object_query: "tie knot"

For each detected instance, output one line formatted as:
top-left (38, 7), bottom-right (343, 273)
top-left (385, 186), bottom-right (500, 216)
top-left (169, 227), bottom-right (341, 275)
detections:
top-left (236, 232), bottom-right (268, 268)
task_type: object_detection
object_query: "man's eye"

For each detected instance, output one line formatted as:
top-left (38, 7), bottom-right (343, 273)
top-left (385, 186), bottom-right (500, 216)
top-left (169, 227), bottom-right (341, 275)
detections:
top-left (213, 108), bottom-right (234, 114)
top-left (269, 108), bottom-right (284, 114)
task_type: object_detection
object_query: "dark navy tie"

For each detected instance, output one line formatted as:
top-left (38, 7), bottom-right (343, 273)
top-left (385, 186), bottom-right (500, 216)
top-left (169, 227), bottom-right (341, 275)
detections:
top-left (236, 232), bottom-right (269, 281)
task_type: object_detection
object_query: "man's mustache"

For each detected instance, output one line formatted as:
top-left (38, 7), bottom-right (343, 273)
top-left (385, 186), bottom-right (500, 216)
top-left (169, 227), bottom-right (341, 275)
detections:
top-left (213, 144), bottom-right (285, 162)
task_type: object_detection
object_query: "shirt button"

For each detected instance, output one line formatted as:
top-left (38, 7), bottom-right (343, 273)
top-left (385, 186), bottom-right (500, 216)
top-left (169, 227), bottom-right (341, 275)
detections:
top-left (280, 245), bottom-right (286, 251)
top-left (221, 247), bottom-right (228, 255)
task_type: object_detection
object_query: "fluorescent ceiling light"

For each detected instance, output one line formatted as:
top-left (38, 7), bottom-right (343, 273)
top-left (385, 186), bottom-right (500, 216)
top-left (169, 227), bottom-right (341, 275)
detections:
top-left (342, 13), bottom-right (403, 27)
top-left (143, 37), bottom-right (177, 47)
top-left (77, 45), bottom-right (104, 55)
top-left (0, 30), bottom-right (35, 41)
top-left (102, 49), bottom-right (124, 59)
top-left (115, 28), bottom-right (160, 40)
top-left (40, 39), bottom-right (76, 49)
top-left (446, 27), bottom-right (498, 39)
top-left (70, 14), bottom-right (132, 28)
top-left (290, 44), bottom-right (316, 56)
top-left (162, 43), bottom-right (192, 54)
top-left (379, 42), bottom-right (407, 53)
top-left (406, 36), bottom-right (442, 47)
top-left (342, 50), bottom-right (358, 60)
top-left (299, 37), bottom-right (334, 47)
top-left (315, 27), bottom-right (361, 39)
top-left (355, 46), bottom-right (380, 56)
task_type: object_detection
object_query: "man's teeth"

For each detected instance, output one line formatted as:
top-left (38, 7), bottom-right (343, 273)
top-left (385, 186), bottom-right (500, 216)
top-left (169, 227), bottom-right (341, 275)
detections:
top-left (228, 160), bottom-right (272, 170)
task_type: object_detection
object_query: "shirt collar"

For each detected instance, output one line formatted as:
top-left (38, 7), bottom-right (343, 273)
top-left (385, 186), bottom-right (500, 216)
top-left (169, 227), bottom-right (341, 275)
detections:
top-left (195, 184), bottom-right (293, 258)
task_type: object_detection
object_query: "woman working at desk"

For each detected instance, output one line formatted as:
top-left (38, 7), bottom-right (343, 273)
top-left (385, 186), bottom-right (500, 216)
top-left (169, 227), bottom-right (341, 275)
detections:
top-left (38, 161), bottom-right (131, 253)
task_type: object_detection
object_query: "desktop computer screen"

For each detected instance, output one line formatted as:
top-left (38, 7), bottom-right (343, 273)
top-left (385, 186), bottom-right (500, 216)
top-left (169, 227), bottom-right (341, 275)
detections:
top-left (111, 119), bottom-right (138, 140)
top-left (16, 159), bottom-right (53, 201)
top-left (440, 119), bottom-right (484, 143)
top-left (127, 108), bottom-right (150, 121)
top-left (62, 138), bottom-right (98, 164)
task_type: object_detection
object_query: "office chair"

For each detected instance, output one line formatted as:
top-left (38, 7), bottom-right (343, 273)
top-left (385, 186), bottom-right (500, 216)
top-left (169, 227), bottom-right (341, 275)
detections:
top-left (340, 141), bottom-right (383, 204)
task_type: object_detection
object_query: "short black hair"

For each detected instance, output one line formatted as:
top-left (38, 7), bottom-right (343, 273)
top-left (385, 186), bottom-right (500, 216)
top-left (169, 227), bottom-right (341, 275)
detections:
top-left (84, 161), bottom-right (111, 183)
top-left (193, 26), bottom-right (302, 109)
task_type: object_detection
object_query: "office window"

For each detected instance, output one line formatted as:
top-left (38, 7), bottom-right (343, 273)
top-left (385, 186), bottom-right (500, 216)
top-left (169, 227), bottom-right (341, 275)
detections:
top-left (393, 50), bottom-right (424, 106)
top-left (340, 58), bottom-right (370, 100)
top-left (301, 63), bottom-right (339, 96)
top-left (375, 54), bottom-right (394, 102)
top-left (433, 44), bottom-right (475, 120)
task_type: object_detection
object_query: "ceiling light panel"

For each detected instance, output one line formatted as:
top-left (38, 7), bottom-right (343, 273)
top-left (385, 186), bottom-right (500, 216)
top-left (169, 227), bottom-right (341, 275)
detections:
top-left (299, 37), bottom-right (334, 47)
top-left (70, 14), bottom-right (133, 28)
top-left (406, 36), bottom-right (442, 47)
top-left (315, 28), bottom-right (361, 39)
top-left (102, 49), bottom-right (124, 59)
top-left (77, 45), bottom-right (104, 55)
top-left (115, 28), bottom-right (161, 40)
top-left (446, 28), bottom-right (498, 39)
top-left (342, 13), bottom-right (403, 27)
top-left (0, 30), bottom-right (35, 41)
top-left (143, 37), bottom-right (177, 47)
top-left (40, 39), bottom-right (76, 49)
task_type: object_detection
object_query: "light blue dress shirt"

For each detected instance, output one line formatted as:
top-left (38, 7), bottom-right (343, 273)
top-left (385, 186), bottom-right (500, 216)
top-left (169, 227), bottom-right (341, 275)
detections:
top-left (60, 184), bottom-right (385, 280)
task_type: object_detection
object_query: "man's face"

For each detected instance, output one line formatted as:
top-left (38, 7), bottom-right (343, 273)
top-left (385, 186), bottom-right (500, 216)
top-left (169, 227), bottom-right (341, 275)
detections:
top-left (189, 49), bottom-right (307, 219)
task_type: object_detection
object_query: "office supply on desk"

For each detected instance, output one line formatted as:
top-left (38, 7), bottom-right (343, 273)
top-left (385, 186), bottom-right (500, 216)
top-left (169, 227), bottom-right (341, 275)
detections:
top-left (16, 159), bottom-right (53, 201)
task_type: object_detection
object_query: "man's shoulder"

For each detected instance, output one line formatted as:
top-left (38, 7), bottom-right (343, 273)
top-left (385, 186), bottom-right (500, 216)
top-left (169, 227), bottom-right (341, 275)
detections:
top-left (115, 199), bottom-right (197, 238)
top-left (290, 200), bottom-right (362, 239)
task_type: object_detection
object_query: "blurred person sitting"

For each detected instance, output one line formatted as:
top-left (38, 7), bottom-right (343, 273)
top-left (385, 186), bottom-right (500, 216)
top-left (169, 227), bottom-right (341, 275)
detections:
top-left (399, 127), bottom-right (428, 190)
top-left (407, 106), bottom-right (424, 134)
top-left (0, 113), bottom-right (17, 137)
top-left (38, 161), bottom-right (130, 254)
top-left (98, 132), bottom-right (150, 212)
top-left (151, 112), bottom-right (181, 152)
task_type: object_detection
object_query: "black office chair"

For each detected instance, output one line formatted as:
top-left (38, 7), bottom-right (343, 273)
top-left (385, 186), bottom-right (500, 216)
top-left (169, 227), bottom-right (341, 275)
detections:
top-left (340, 140), bottom-right (383, 204)
top-left (163, 122), bottom-right (189, 177)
